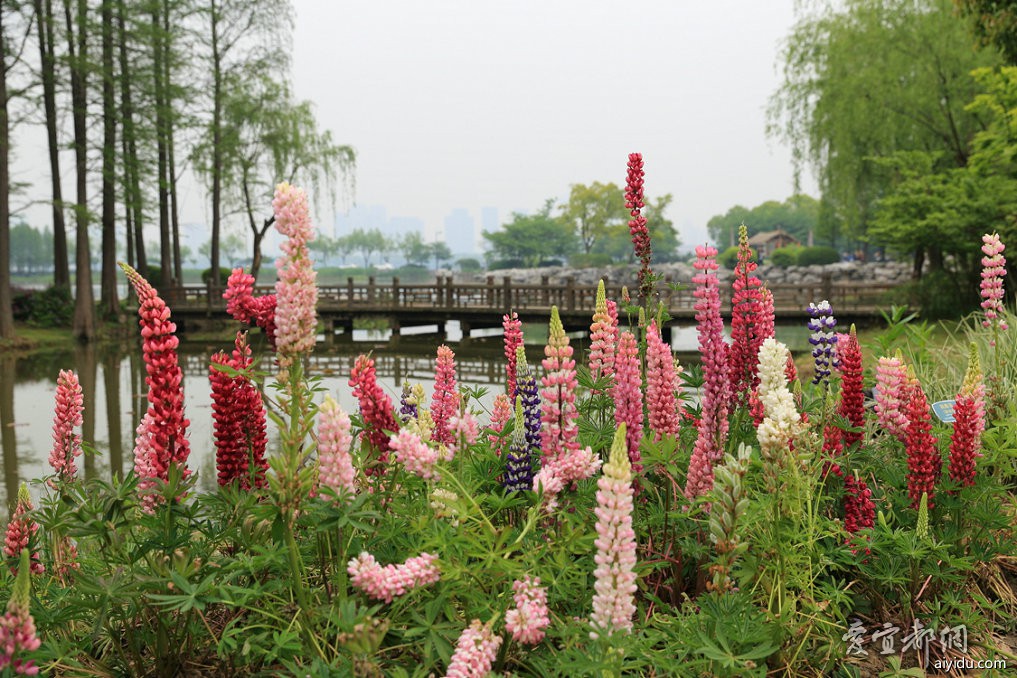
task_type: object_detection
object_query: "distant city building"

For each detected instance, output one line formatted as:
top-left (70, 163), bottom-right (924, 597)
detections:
top-left (443, 208), bottom-right (477, 255)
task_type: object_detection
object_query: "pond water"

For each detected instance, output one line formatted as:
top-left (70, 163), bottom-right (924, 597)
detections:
top-left (1, 321), bottom-right (814, 512)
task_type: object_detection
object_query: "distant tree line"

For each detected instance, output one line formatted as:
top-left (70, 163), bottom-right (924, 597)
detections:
top-left (0, 0), bottom-right (353, 341)
top-left (482, 183), bottom-right (680, 269)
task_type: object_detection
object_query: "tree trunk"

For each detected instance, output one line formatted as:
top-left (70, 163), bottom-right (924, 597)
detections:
top-left (163, 0), bottom-right (182, 286)
top-left (912, 247), bottom-right (925, 281)
top-left (928, 244), bottom-right (944, 272)
top-left (66, 0), bottom-right (95, 341)
top-left (117, 0), bottom-right (146, 279)
top-left (35, 0), bottom-right (69, 290)
top-left (152, 8), bottom-right (170, 288)
top-left (210, 0), bottom-right (222, 289)
top-left (100, 0), bottom-right (118, 319)
top-left (0, 23), bottom-right (14, 340)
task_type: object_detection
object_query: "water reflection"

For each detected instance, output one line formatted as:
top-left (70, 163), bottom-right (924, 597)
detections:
top-left (0, 337), bottom-right (518, 505)
top-left (1, 355), bottom-right (18, 510)
top-left (1, 322), bottom-right (812, 510)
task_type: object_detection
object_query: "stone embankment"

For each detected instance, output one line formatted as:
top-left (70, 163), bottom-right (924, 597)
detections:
top-left (454, 261), bottom-right (911, 288)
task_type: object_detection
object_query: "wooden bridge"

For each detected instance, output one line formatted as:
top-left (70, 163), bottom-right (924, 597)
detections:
top-left (163, 274), bottom-right (899, 342)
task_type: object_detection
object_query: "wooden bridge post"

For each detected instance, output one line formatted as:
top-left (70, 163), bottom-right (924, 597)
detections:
top-left (391, 277), bottom-right (400, 307)
top-left (540, 275), bottom-right (549, 306)
top-left (346, 277), bottom-right (354, 303)
top-left (821, 272), bottom-right (833, 303)
top-left (566, 277), bottom-right (576, 311)
top-left (367, 276), bottom-right (376, 303)
top-left (435, 276), bottom-right (444, 306)
top-left (486, 275), bottom-right (495, 307)
top-left (503, 276), bottom-right (512, 311)
top-left (446, 276), bottom-right (454, 307)
top-left (323, 318), bottom-right (336, 347)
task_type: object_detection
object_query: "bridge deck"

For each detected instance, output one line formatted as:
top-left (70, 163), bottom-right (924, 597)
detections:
top-left (160, 275), bottom-right (898, 332)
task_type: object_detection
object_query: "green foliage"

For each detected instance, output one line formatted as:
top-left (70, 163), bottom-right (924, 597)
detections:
top-left (568, 252), bottom-right (613, 268)
top-left (10, 286), bottom-right (72, 327)
top-left (483, 200), bottom-right (578, 268)
top-left (956, 0), bottom-right (1017, 64)
top-left (796, 246), bottom-right (840, 266)
top-left (769, 0), bottom-right (999, 248)
top-left (9, 222), bottom-right (54, 274)
top-left (717, 245), bottom-right (756, 270)
top-left (15, 260), bottom-right (1016, 676)
top-left (707, 194), bottom-right (820, 247)
top-left (768, 245), bottom-right (800, 268)
top-left (456, 257), bottom-right (481, 273)
top-left (200, 267), bottom-right (231, 286)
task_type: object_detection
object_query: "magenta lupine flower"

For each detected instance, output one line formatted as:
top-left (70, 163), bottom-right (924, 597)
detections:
top-left (843, 473), bottom-right (875, 533)
top-left (132, 412), bottom-right (162, 514)
top-left (589, 280), bottom-right (618, 390)
top-left (223, 268), bottom-right (277, 350)
top-left (445, 619), bottom-right (502, 678)
top-left (390, 429), bottom-right (443, 480)
top-left (949, 345), bottom-right (986, 488)
top-left (120, 262), bottom-right (191, 481)
top-left (317, 396), bottom-right (357, 501)
top-left (487, 393), bottom-right (512, 457)
top-left (272, 183), bottom-right (318, 364)
top-left (430, 345), bottom-right (460, 447)
top-left (874, 354), bottom-right (908, 441)
top-left (3, 486), bottom-right (43, 576)
top-left (646, 320), bottom-right (682, 441)
top-left (728, 224), bottom-right (765, 405)
top-left (625, 153), bottom-right (654, 303)
top-left (540, 307), bottom-right (580, 465)
top-left (612, 331), bottom-right (644, 472)
top-left (0, 550), bottom-right (42, 676)
top-left (837, 327), bottom-right (865, 449)
top-left (685, 245), bottom-right (730, 500)
top-left (904, 371), bottom-right (940, 510)
top-left (448, 411), bottom-right (480, 455)
top-left (49, 369), bottom-right (83, 483)
top-left (210, 333), bottom-right (268, 489)
top-left (350, 354), bottom-right (400, 476)
top-left (505, 576), bottom-right (551, 645)
top-left (590, 425), bottom-right (637, 639)
top-left (503, 311), bottom-right (523, 399)
top-left (347, 552), bottom-right (440, 603)
top-left (980, 232), bottom-right (1008, 332)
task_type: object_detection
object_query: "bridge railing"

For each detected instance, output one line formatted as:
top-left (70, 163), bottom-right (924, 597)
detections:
top-left (165, 274), bottom-right (900, 316)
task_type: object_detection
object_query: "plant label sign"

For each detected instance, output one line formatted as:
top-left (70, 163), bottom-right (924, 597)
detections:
top-left (931, 400), bottom-right (956, 423)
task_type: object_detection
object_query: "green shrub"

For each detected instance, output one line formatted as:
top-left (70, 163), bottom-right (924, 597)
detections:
top-left (767, 246), bottom-right (800, 268)
top-left (887, 268), bottom-right (974, 321)
top-left (717, 245), bottom-right (757, 269)
top-left (201, 267), bottom-right (232, 286)
top-left (456, 257), bottom-right (482, 272)
top-left (796, 246), bottom-right (841, 266)
top-left (10, 286), bottom-right (73, 327)
top-left (569, 253), bottom-right (613, 268)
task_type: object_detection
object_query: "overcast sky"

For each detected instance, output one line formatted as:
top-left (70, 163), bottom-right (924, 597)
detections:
top-left (289, 0), bottom-right (817, 249)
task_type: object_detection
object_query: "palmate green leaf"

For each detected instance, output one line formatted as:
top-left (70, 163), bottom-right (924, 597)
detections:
top-left (145, 571), bottom-right (226, 613)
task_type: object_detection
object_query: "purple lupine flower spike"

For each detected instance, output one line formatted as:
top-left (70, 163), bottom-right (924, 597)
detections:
top-left (504, 398), bottom-right (534, 492)
top-left (807, 300), bottom-right (838, 386)
top-left (398, 381), bottom-right (417, 423)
